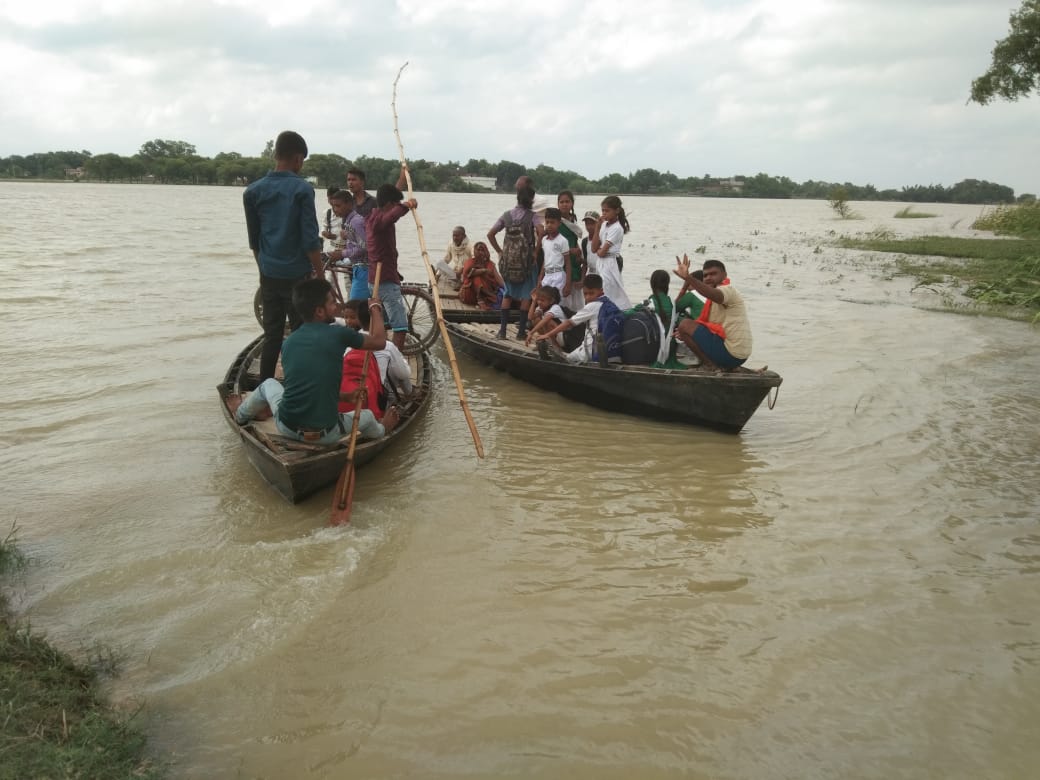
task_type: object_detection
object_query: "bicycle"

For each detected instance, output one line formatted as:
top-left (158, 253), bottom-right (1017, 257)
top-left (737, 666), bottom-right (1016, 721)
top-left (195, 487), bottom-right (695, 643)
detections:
top-left (253, 258), bottom-right (439, 356)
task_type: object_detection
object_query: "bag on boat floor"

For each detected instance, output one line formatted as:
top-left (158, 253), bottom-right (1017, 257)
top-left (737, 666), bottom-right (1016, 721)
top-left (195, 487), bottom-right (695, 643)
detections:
top-left (621, 307), bottom-right (662, 365)
top-left (498, 210), bottom-right (535, 284)
top-left (593, 298), bottom-right (625, 363)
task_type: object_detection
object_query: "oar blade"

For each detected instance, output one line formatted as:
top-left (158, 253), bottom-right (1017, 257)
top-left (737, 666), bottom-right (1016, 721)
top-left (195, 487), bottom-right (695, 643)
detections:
top-left (329, 462), bottom-right (357, 526)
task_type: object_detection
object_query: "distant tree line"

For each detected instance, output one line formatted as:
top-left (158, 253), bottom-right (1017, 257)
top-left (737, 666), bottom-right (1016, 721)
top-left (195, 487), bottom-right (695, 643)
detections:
top-left (0, 139), bottom-right (1028, 204)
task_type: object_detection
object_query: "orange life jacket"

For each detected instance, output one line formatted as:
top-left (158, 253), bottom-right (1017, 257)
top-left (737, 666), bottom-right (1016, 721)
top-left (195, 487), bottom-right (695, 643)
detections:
top-left (338, 348), bottom-right (384, 420)
top-left (696, 277), bottom-right (730, 339)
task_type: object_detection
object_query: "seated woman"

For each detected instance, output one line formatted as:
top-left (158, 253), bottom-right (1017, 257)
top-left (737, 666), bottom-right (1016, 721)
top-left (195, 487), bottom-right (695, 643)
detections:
top-left (458, 241), bottom-right (503, 309)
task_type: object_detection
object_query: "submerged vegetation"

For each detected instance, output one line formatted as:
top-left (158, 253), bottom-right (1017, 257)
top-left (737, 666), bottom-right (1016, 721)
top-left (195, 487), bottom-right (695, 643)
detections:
top-left (0, 528), bottom-right (165, 779)
top-left (972, 200), bottom-right (1040, 237)
top-left (894, 206), bottom-right (938, 218)
top-left (827, 187), bottom-right (860, 220)
top-left (838, 205), bottom-right (1040, 321)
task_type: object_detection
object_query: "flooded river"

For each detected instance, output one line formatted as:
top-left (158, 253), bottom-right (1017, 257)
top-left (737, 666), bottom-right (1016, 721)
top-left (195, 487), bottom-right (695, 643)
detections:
top-left (2, 182), bottom-right (1038, 778)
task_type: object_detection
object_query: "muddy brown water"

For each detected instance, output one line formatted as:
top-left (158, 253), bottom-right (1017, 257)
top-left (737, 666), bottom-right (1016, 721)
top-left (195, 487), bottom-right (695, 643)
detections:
top-left (2, 182), bottom-right (1038, 778)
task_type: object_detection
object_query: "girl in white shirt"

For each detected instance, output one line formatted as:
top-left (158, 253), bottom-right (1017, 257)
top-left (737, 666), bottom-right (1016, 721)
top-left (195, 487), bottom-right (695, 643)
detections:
top-left (589, 195), bottom-right (632, 309)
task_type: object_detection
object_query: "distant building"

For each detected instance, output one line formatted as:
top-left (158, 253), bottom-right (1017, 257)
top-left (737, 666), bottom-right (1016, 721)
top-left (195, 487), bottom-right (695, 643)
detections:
top-left (64, 167), bottom-right (85, 179)
top-left (460, 175), bottom-right (496, 190)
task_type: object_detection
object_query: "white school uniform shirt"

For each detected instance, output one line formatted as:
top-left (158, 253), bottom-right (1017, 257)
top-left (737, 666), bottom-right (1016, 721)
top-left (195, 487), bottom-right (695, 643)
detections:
top-left (563, 299), bottom-right (604, 363)
top-left (541, 233), bottom-right (569, 275)
top-left (343, 331), bottom-right (414, 393)
top-left (597, 220), bottom-right (624, 260)
top-left (535, 302), bottom-right (567, 322)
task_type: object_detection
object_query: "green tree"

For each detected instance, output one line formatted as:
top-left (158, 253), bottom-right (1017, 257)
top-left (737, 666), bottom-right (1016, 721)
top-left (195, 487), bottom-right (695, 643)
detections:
top-left (138, 139), bottom-right (197, 159)
top-left (495, 160), bottom-right (527, 191)
top-left (303, 153), bottom-right (349, 187)
top-left (828, 186), bottom-right (853, 218)
top-left (970, 0), bottom-right (1040, 104)
top-left (629, 167), bottom-right (664, 193)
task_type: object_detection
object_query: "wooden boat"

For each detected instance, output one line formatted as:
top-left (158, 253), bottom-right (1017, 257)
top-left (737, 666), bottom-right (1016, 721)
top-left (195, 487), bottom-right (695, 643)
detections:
top-left (430, 277), bottom-right (512, 324)
top-left (446, 322), bottom-right (782, 433)
top-left (217, 335), bottom-right (433, 503)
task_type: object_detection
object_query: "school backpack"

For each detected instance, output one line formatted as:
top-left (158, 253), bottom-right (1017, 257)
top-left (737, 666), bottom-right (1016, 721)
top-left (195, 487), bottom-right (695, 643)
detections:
top-left (621, 307), bottom-right (662, 365)
top-left (559, 306), bottom-right (586, 353)
top-left (499, 209), bottom-right (535, 284)
top-left (592, 297), bottom-right (624, 364)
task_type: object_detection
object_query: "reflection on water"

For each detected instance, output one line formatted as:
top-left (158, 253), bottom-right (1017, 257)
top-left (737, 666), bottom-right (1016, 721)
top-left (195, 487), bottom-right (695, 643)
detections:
top-left (2, 183), bottom-right (1039, 778)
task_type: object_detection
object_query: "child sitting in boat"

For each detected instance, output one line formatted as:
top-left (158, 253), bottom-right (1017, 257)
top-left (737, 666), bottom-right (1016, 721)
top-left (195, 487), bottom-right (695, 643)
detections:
top-left (639, 269), bottom-right (706, 369)
top-left (524, 285), bottom-right (568, 346)
top-left (535, 274), bottom-right (623, 364)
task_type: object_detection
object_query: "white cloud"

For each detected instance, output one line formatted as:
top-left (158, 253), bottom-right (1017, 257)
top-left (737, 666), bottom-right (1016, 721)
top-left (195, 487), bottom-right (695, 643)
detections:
top-left (1, 0), bottom-right (1038, 194)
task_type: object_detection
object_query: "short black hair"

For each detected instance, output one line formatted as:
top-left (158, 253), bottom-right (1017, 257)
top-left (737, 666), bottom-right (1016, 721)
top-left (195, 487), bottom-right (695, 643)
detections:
top-left (330, 189), bottom-right (352, 204)
top-left (347, 167), bottom-right (366, 183)
top-left (343, 298), bottom-right (371, 329)
top-left (376, 183), bottom-right (404, 208)
top-left (544, 207), bottom-right (562, 220)
top-left (702, 259), bottom-right (727, 276)
top-left (326, 186), bottom-right (338, 197)
top-left (292, 278), bottom-right (332, 321)
top-left (583, 274), bottom-right (604, 291)
top-left (274, 130), bottom-right (308, 161)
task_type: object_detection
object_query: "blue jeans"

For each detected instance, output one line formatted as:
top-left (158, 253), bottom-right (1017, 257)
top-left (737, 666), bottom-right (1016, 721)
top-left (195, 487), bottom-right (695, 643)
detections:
top-left (380, 282), bottom-right (408, 332)
top-left (350, 263), bottom-right (371, 300)
top-left (236, 379), bottom-right (385, 443)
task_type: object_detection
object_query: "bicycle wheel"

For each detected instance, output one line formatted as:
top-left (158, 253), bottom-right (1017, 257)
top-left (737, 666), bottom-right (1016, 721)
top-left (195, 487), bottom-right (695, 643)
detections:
top-left (400, 286), bottom-right (439, 355)
top-left (253, 286), bottom-right (263, 327)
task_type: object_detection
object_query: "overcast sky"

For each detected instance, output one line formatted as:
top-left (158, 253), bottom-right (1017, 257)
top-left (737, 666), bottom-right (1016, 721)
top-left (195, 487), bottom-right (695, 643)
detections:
top-left (2, 0), bottom-right (1037, 194)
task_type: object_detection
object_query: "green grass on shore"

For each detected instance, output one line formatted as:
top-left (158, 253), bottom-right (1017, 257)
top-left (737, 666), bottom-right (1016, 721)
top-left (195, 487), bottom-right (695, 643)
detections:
top-left (837, 233), bottom-right (1040, 320)
top-left (0, 529), bottom-right (165, 780)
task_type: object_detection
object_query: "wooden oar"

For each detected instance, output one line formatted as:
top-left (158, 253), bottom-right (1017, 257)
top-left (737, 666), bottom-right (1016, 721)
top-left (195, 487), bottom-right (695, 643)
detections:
top-left (392, 62), bottom-right (485, 459)
top-left (330, 263), bottom-right (382, 526)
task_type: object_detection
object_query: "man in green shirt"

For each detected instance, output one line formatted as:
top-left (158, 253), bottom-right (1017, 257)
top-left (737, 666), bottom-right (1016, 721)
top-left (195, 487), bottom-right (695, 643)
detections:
top-left (229, 278), bottom-right (391, 444)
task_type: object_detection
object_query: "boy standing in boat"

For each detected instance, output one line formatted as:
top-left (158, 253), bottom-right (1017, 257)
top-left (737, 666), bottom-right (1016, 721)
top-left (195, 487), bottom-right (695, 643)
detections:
top-left (229, 279), bottom-right (392, 444)
top-left (365, 182), bottom-right (417, 352)
top-left (673, 256), bottom-right (753, 371)
top-left (243, 130), bottom-right (324, 382)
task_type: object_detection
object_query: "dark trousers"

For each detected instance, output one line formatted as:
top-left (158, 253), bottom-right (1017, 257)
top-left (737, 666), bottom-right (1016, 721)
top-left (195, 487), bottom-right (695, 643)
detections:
top-left (259, 273), bottom-right (306, 381)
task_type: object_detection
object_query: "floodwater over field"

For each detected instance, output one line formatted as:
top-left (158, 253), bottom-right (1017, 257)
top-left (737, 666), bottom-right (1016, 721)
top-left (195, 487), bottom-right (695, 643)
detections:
top-left (2, 182), bottom-right (1038, 779)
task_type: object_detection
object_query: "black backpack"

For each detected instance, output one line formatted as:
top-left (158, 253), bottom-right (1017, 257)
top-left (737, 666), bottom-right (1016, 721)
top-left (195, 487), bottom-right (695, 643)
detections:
top-left (621, 307), bottom-right (661, 365)
top-left (499, 210), bottom-right (535, 284)
top-left (558, 306), bottom-right (586, 352)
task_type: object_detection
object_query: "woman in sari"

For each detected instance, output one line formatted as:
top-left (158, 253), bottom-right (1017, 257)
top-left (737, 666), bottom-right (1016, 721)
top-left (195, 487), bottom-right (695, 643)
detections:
top-left (458, 241), bottom-right (504, 310)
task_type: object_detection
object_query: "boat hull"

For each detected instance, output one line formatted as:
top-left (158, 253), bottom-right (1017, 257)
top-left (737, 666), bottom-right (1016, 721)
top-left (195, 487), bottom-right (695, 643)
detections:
top-left (446, 323), bottom-right (780, 433)
top-left (217, 335), bottom-right (433, 503)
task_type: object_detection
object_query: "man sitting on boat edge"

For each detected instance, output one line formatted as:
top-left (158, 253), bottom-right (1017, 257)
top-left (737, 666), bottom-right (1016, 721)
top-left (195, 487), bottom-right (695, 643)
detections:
top-left (672, 256), bottom-right (753, 372)
top-left (227, 278), bottom-right (395, 445)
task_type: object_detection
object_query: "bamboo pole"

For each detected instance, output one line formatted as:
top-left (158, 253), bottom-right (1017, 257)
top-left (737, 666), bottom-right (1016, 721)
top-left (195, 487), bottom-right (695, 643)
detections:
top-left (331, 264), bottom-right (383, 525)
top-left (392, 62), bottom-right (485, 459)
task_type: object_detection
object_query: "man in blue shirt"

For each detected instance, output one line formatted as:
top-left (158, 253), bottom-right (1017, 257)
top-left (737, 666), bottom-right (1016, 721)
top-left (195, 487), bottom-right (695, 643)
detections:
top-left (244, 130), bottom-right (324, 381)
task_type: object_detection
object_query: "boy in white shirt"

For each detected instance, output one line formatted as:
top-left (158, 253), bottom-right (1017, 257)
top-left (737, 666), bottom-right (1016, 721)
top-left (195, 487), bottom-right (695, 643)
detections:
top-left (536, 207), bottom-right (575, 298)
top-left (536, 273), bottom-right (617, 364)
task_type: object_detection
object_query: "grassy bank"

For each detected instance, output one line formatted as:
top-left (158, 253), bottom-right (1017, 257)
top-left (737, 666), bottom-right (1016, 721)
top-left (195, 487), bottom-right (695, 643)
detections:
top-left (837, 203), bottom-right (1040, 321)
top-left (0, 529), bottom-right (165, 779)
